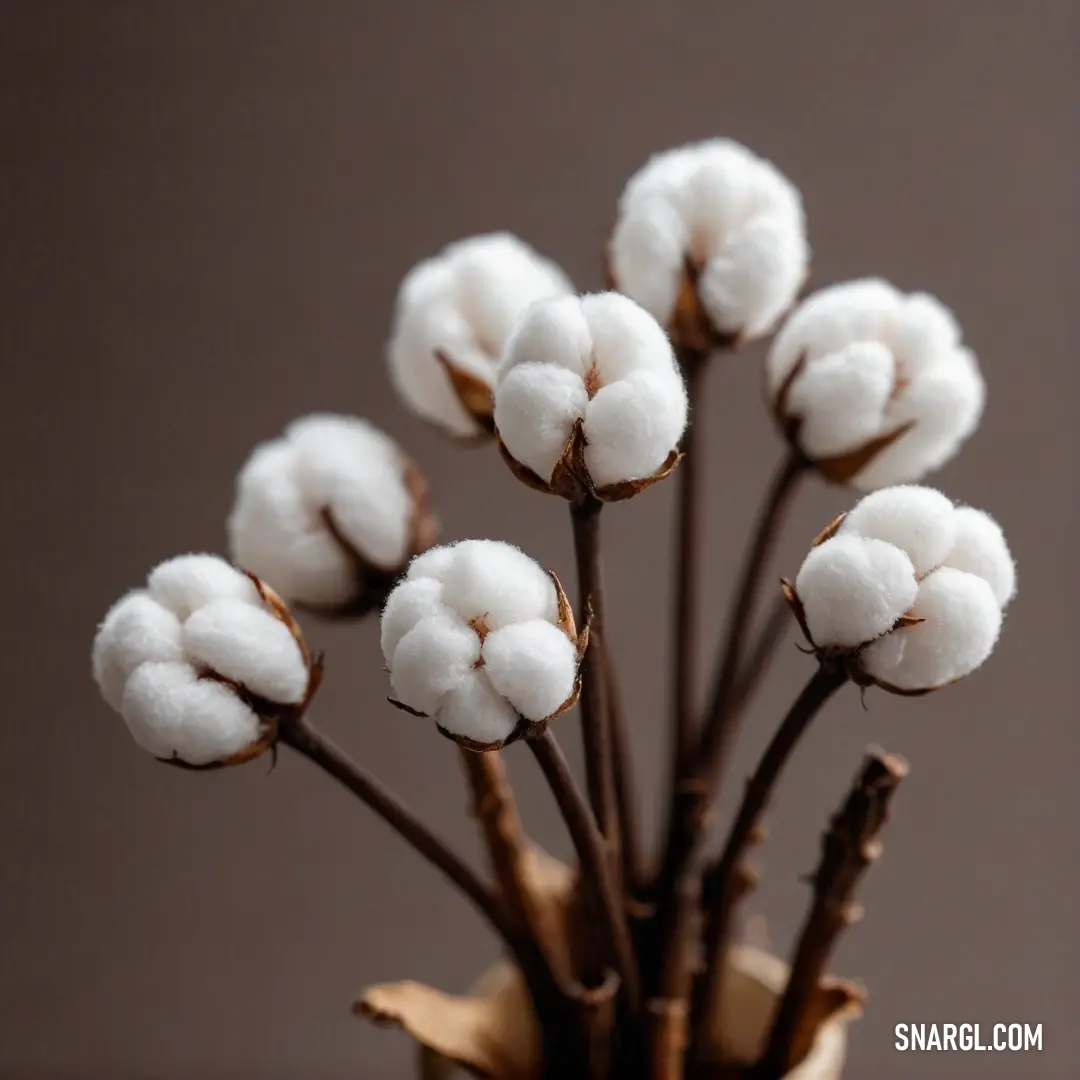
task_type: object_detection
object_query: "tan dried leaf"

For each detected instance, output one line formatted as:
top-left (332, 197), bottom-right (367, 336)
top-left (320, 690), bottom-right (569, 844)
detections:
top-left (356, 964), bottom-right (537, 1080)
top-left (708, 946), bottom-right (863, 1079)
top-left (358, 851), bottom-right (575, 1080)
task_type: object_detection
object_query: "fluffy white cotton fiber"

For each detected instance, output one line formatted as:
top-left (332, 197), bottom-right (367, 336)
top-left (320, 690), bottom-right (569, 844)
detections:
top-left (768, 280), bottom-right (985, 489)
top-left (92, 555), bottom-right (308, 765)
top-left (381, 540), bottom-right (580, 747)
top-left (388, 233), bottom-right (573, 437)
top-left (494, 292), bottom-right (687, 489)
top-left (228, 414), bottom-right (418, 609)
top-left (793, 486), bottom-right (1016, 690)
top-left (609, 139), bottom-right (809, 340)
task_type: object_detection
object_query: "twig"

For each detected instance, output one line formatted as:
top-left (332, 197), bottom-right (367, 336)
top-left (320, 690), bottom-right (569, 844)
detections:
top-left (644, 451), bottom-right (807, 996)
top-left (671, 347), bottom-right (709, 775)
top-left (570, 495), bottom-right (621, 882)
top-left (727, 592), bottom-right (794, 720)
top-left (527, 727), bottom-right (642, 1013)
top-left (277, 719), bottom-right (518, 956)
top-left (688, 661), bottom-right (850, 1064)
top-left (457, 748), bottom-right (568, 1000)
top-left (605, 641), bottom-right (643, 894)
top-left (753, 749), bottom-right (908, 1079)
top-left (647, 876), bottom-right (700, 1080)
top-left (699, 446), bottom-right (808, 780)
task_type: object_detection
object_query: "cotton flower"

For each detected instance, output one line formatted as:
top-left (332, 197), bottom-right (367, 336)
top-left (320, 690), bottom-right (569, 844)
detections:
top-left (608, 139), bottom-right (809, 351)
top-left (92, 555), bottom-right (319, 767)
top-left (787, 485), bottom-right (1015, 692)
top-left (381, 540), bottom-right (585, 750)
top-left (387, 233), bottom-right (574, 438)
top-left (493, 292), bottom-right (687, 501)
top-left (767, 280), bottom-right (986, 489)
top-left (227, 414), bottom-right (438, 615)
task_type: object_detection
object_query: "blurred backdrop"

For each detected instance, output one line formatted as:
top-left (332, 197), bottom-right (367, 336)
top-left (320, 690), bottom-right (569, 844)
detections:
top-left (1, 2), bottom-right (1076, 1078)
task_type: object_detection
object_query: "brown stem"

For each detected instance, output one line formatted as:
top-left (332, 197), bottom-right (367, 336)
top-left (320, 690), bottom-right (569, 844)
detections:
top-left (605, 641), bottom-right (642, 894)
top-left (570, 495), bottom-right (620, 880)
top-left (699, 447), bottom-right (808, 772)
top-left (644, 451), bottom-right (807, 997)
top-left (457, 748), bottom-right (569, 998)
top-left (527, 727), bottom-right (642, 1013)
top-left (647, 876), bottom-right (700, 1080)
top-left (671, 347), bottom-right (709, 776)
top-left (727, 593), bottom-right (794, 719)
top-left (277, 719), bottom-right (518, 955)
top-left (754, 749), bottom-right (907, 1079)
top-left (688, 662), bottom-right (849, 1065)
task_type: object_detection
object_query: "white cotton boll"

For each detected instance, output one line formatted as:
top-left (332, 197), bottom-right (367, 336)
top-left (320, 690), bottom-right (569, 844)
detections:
top-left (851, 351), bottom-right (986, 491)
top-left (406, 543), bottom-right (458, 583)
top-left (388, 267), bottom-right (482, 437)
top-left (795, 535), bottom-right (918, 648)
top-left (494, 291), bottom-right (687, 492)
top-left (228, 442), bottom-right (359, 607)
top-left (229, 415), bottom-right (420, 607)
top-left (893, 293), bottom-right (962, 378)
top-left (861, 568), bottom-right (1002, 691)
top-left (182, 599), bottom-right (308, 705)
top-left (435, 669), bottom-right (521, 747)
top-left (482, 620), bottom-right (578, 722)
top-left (610, 139), bottom-right (808, 338)
top-left (584, 370), bottom-right (687, 487)
top-left (441, 540), bottom-right (558, 629)
top-left (784, 342), bottom-right (895, 459)
top-left (581, 292), bottom-right (677, 384)
top-left (619, 143), bottom-right (703, 209)
top-left (498, 293), bottom-right (593, 379)
top-left (389, 615), bottom-right (480, 716)
top-left (607, 201), bottom-right (688, 322)
top-left (453, 234), bottom-right (574, 351)
top-left (766, 278), bottom-right (900, 395)
top-left (682, 145), bottom-right (758, 240)
top-left (148, 555), bottom-right (259, 621)
top-left (840, 486), bottom-right (956, 577)
top-left (92, 591), bottom-right (184, 711)
top-left (388, 234), bottom-right (573, 436)
top-left (494, 362), bottom-right (588, 481)
top-left (767, 278), bottom-right (985, 489)
top-left (380, 577), bottom-right (450, 667)
top-left (697, 215), bottom-right (808, 338)
top-left (944, 507), bottom-right (1017, 607)
top-left (286, 415), bottom-right (413, 571)
top-left (121, 661), bottom-right (262, 766)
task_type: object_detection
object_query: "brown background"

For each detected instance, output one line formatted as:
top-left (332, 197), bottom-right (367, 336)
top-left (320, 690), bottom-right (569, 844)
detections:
top-left (1, 2), bottom-right (1076, 1078)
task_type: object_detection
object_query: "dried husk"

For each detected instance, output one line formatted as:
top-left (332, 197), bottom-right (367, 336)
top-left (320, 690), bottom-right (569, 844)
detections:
top-left (356, 850), bottom-right (858, 1080)
top-left (434, 349), bottom-right (497, 437)
top-left (497, 419), bottom-right (682, 505)
top-left (606, 255), bottom-right (743, 356)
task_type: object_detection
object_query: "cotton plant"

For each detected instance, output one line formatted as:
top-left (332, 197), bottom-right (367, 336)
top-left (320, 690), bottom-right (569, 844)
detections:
top-left (91, 136), bottom-right (1015, 1080)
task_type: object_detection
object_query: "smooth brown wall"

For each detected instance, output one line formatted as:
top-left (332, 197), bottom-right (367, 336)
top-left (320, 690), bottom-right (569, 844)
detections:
top-left (1, 2), bottom-right (1076, 1078)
